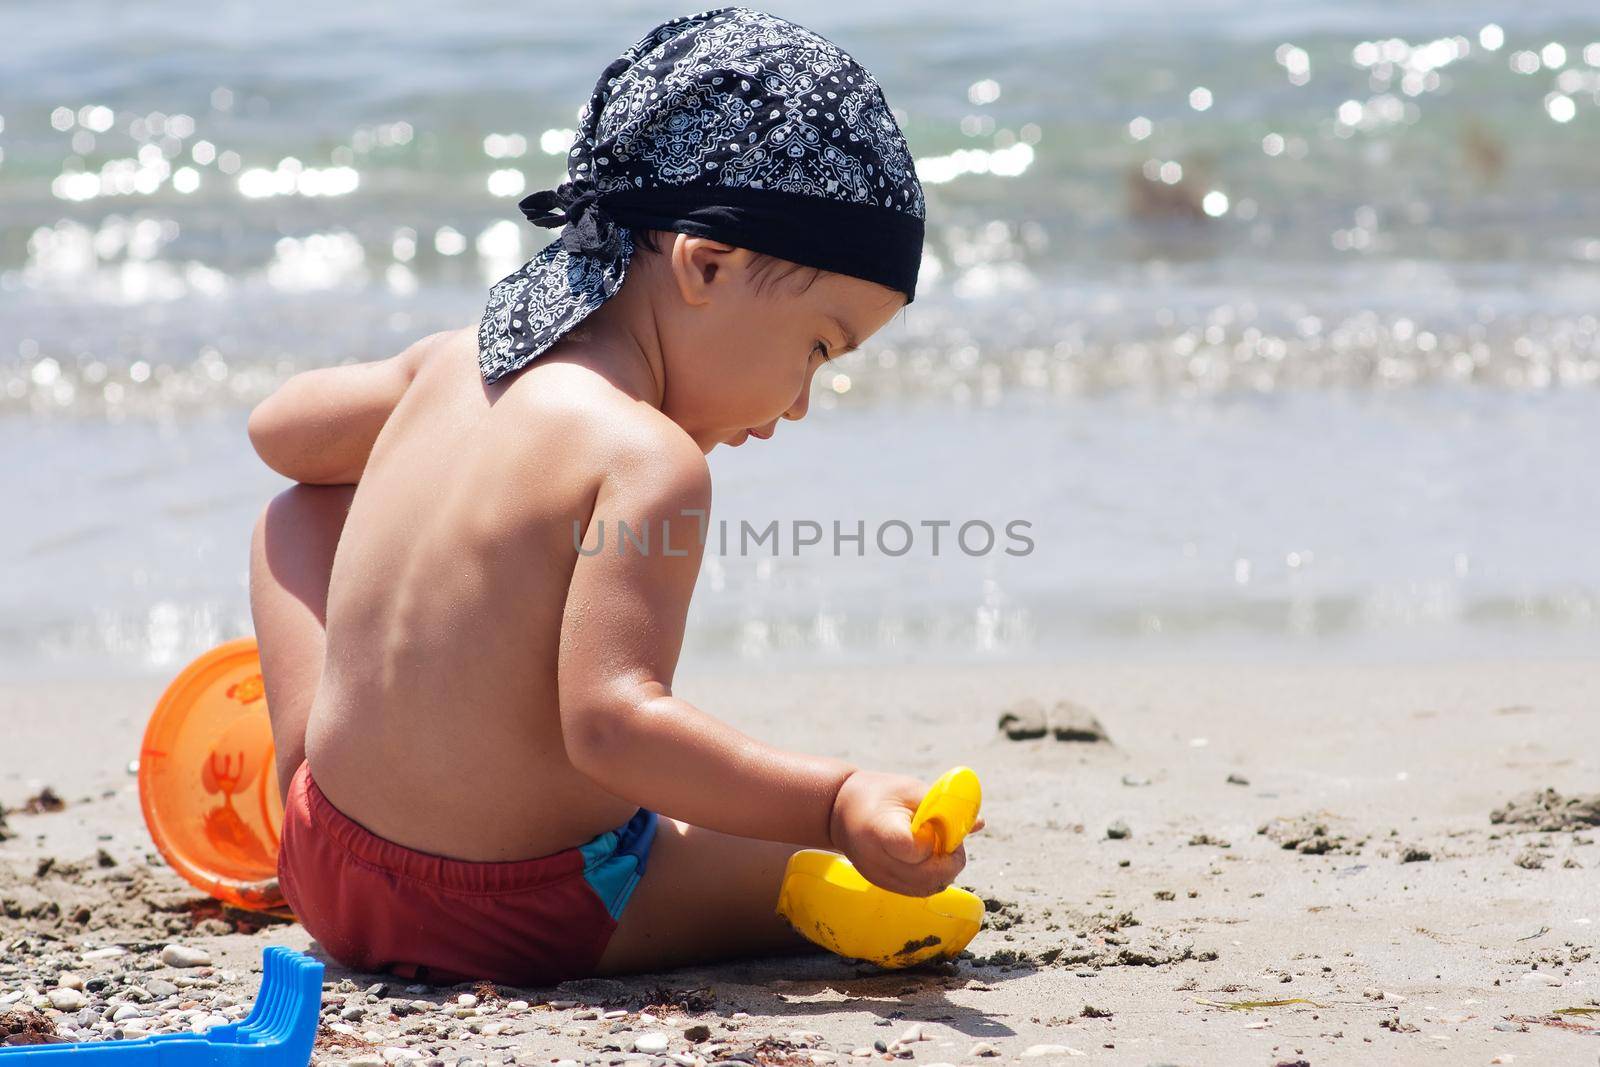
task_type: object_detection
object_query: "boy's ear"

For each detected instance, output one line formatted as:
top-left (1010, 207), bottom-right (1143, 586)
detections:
top-left (668, 234), bottom-right (752, 307)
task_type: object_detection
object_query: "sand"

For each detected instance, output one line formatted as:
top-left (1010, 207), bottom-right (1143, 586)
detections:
top-left (1, 659), bottom-right (1597, 1066)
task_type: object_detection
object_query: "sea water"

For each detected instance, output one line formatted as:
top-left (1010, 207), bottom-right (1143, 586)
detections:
top-left (2, 1), bottom-right (1597, 677)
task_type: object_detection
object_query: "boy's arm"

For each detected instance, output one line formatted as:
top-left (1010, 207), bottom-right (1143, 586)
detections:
top-left (245, 332), bottom-right (441, 485)
top-left (556, 436), bottom-right (855, 850)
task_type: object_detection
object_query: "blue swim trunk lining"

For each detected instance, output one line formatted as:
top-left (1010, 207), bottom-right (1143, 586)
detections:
top-left (577, 808), bottom-right (658, 921)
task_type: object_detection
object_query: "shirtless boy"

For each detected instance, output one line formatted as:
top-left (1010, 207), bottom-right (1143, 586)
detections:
top-left (246, 8), bottom-right (971, 985)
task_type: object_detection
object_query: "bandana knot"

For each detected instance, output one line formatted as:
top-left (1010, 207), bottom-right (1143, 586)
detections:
top-left (518, 180), bottom-right (623, 261)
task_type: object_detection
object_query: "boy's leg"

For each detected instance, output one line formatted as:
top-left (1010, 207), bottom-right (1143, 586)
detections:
top-left (594, 819), bottom-right (816, 974)
top-left (247, 483), bottom-right (356, 802)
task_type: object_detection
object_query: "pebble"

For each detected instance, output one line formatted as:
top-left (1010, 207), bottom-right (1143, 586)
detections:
top-left (969, 1044), bottom-right (999, 1058)
top-left (48, 988), bottom-right (88, 1011)
top-left (506, 1000), bottom-right (530, 1011)
top-left (146, 979), bottom-right (180, 997)
top-left (57, 973), bottom-right (85, 991)
top-left (113, 1005), bottom-right (143, 1023)
top-left (1106, 821), bottom-right (1131, 840)
top-left (633, 1034), bottom-right (670, 1054)
top-left (998, 701), bottom-right (1048, 740)
top-left (455, 994), bottom-right (477, 1008)
top-left (683, 1024), bottom-right (711, 1042)
top-left (790, 1030), bottom-right (825, 1045)
top-left (1049, 701), bottom-right (1109, 743)
top-left (1519, 971), bottom-right (1562, 987)
top-left (1021, 1045), bottom-right (1085, 1058)
top-left (894, 1024), bottom-right (924, 1044)
top-left (160, 945), bottom-right (211, 968)
top-left (546, 999), bottom-right (578, 1009)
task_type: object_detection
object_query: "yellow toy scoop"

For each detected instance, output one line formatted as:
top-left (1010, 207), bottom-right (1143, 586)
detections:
top-left (910, 765), bottom-right (983, 854)
top-left (776, 766), bottom-right (984, 968)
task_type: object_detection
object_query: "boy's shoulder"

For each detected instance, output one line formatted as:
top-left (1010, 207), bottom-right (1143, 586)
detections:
top-left (434, 327), bottom-right (709, 504)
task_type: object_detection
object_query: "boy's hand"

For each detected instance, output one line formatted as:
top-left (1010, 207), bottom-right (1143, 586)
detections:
top-left (828, 770), bottom-right (973, 897)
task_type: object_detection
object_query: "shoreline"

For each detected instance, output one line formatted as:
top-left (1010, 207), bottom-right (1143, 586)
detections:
top-left (2, 659), bottom-right (1597, 1065)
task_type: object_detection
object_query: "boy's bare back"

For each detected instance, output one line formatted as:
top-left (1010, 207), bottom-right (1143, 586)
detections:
top-left (301, 326), bottom-right (698, 861)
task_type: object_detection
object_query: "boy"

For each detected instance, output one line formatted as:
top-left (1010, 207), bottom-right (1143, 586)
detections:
top-left (246, 8), bottom-right (971, 985)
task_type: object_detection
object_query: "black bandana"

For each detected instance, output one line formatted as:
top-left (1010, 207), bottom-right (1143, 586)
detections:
top-left (477, 6), bottom-right (927, 384)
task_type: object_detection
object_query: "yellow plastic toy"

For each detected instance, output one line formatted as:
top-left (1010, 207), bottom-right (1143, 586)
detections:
top-left (776, 766), bottom-right (984, 968)
top-left (138, 637), bottom-right (288, 912)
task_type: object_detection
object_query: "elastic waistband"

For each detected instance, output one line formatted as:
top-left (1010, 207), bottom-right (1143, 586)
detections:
top-left (293, 763), bottom-right (586, 897)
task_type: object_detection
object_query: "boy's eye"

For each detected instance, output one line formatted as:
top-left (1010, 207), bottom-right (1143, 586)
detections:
top-left (814, 341), bottom-right (832, 361)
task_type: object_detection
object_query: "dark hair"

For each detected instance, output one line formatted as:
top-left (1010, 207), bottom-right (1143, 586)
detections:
top-left (630, 227), bottom-right (823, 297)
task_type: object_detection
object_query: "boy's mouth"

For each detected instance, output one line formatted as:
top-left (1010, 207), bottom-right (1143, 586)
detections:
top-left (727, 427), bottom-right (773, 448)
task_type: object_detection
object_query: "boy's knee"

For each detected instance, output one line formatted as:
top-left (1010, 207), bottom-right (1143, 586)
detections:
top-left (252, 485), bottom-right (356, 573)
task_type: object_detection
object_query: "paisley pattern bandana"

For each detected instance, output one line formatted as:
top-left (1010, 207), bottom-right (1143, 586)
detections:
top-left (477, 6), bottom-right (927, 384)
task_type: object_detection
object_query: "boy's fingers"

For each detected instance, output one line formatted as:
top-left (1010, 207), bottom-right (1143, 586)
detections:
top-left (858, 860), bottom-right (932, 898)
top-left (878, 817), bottom-right (933, 864)
top-left (880, 843), bottom-right (966, 897)
top-left (921, 845), bottom-right (966, 886)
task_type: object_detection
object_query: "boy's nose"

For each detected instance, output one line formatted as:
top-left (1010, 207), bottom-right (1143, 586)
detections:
top-left (784, 386), bottom-right (810, 422)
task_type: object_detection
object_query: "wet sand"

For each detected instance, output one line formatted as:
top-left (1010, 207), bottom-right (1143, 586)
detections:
top-left (2, 660), bottom-right (1597, 1066)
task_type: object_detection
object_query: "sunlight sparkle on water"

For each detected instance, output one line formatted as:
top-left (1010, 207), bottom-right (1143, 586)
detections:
top-left (486, 168), bottom-right (526, 196)
top-left (967, 78), bottom-right (1001, 105)
top-left (540, 128), bottom-right (576, 155)
top-left (916, 142), bottom-right (1034, 185)
top-left (1275, 44), bottom-right (1310, 85)
top-left (483, 133), bottom-right (528, 158)
top-left (237, 161), bottom-right (358, 199)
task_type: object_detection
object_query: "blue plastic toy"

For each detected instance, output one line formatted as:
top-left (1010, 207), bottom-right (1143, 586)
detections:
top-left (0, 947), bottom-right (323, 1066)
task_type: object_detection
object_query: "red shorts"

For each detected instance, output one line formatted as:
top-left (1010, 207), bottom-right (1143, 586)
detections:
top-left (277, 761), bottom-right (657, 986)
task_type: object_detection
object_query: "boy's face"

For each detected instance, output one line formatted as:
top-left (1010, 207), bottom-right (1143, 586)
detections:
top-left (656, 236), bottom-right (906, 452)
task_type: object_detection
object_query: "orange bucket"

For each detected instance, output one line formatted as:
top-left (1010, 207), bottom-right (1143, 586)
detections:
top-left (138, 637), bottom-right (287, 911)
